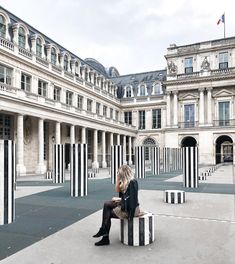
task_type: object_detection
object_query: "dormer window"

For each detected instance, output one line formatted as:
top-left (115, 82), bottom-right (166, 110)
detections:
top-left (36, 38), bottom-right (42, 57)
top-left (51, 47), bottom-right (57, 65)
top-left (152, 83), bottom-right (162, 95)
top-left (18, 27), bottom-right (26, 48)
top-left (126, 86), bottom-right (132, 97)
top-left (139, 85), bottom-right (146, 96)
top-left (185, 57), bottom-right (193, 73)
top-left (0, 15), bottom-right (6, 38)
top-left (219, 52), bottom-right (228, 69)
top-left (64, 55), bottom-right (68, 71)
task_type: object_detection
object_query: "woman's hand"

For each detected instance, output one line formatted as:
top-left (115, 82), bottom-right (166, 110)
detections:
top-left (115, 175), bottom-right (121, 193)
top-left (112, 197), bottom-right (121, 202)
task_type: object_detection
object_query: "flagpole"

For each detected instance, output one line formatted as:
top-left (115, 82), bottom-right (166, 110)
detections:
top-left (224, 12), bottom-right (226, 38)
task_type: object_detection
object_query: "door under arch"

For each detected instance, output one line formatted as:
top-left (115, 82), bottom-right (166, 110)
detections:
top-left (181, 136), bottom-right (197, 147)
top-left (215, 135), bottom-right (233, 164)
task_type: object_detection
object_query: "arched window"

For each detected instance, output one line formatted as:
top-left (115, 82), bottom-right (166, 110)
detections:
top-left (36, 38), bottom-right (42, 57)
top-left (64, 55), bottom-right (68, 71)
top-left (139, 85), bottom-right (146, 96)
top-left (18, 27), bottom-right (26, 48)
top-left (0, 15), bottom-right (6, 38)
top-left (51, 47), bottom-right (57, 65)
top-left (152, 83), bottom-right (162, 95)
top-left (143, 138), bottom-right (157, 160)
top-left (126, 86), bottom-right (132, 97)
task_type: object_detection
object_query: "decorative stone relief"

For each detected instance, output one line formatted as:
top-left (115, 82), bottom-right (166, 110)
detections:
top-left (24, 116), bottom-right (32, 145)
top-left (167, 61), bottom-right (178, 75)
top-left (201, 56), bottom-right (210, 71)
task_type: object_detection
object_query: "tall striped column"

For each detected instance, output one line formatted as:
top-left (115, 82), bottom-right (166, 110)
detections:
top-left (135, 146), bottom-right (145, 179)
top-left (178, 148), bottom-right (183, 170)
top-left (70, 144), bottom-right (88, 197)
top-left (163, 147), bottom-right (170, 173)
top-left (111, 145), bottom-right (123, 184)
top-left (0, 140), bottom-right (15, 225)
top-left (151, 147), bottom-right (160, 175)
top-left (53, 144), bottom-right (65, 184)
top-left (183, 147), bottom-right (198, 188)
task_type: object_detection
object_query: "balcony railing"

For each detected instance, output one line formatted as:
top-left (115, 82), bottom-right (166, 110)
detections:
top-left (178, 121), bottom-right (198, 128)
top-left (52, 64), bottom-right (62, 74)
top-left (211, 67), bottom-right (235, 76)
top-left (0, 83), bottom-right (17, 93)
top-left (0, 37), bottom-right (14, 51)
top-left (177, 72), bottom-right (200, 80)
top-left (19, 47), bottom-right (32, 60)
top-left (213, 119), bottom-right (235, 127)
top-left (64, 71), bottom-right (74, 80)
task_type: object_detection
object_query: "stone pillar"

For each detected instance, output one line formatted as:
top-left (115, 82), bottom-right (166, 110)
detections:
top-left (70, 125), bottom-right (75, 144)
top-left (81, 127), bottom-right (86, 144)
top-left (102, 131), bottom-right (107, 168)
top-left (16, 114), bottom-right (26, 175)
top-left (173, 91), bottom-right (178, 127)
top-left (55, 122), bottom-right (61, 144)
top-left (128, 136), bottom-right (132, 165)
top-left (36, 118), bottom-right (46, 174)
top-left (117, 134), bottom-right (120, 145)
top-left (110, 132), bottom-right (113, 147)
top-left (207, 88), bottom-right (212, 125)
top-left (199, 88), bottom-right (205, 125)
top-left (123, 135), bottom-right (127, 164)
top-left (166, 92), bottom-right (171, 127)
top-left (92, 129), bottom-right (99, 169)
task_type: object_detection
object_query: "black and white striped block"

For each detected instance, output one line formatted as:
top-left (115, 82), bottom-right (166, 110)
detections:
top-left (198, 174), bottom-right (207, 181)
top-left (183, 147), bottom-right (198, 188)
top-left (120, 212), bottom-right (154, 246)
top-left (88, 171), bottom-right (96, 178)
top-left (111, 145), bottom-right (123, 184)
top-left (0, 140), bottom-right (15, 225)
top-left (46, 171), bottom-right (52, 180)
top-left (164, 190), bottom-right (185, 204)
top-left (70, 144), bottom-right (88, 197)
top-left (135, 146), bottom-right (145, 179)
top-left (206, 169), bottom-right (212, 176)
top-left (151, 147), bottom-right (160, 175)
top-left (163, 147), bottom-right (170, 173)
top-left (53, 144), bottom-right (65, 184)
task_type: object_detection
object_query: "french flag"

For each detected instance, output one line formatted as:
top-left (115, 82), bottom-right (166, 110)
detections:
top-left (217, 14), bottom-right (225, 25)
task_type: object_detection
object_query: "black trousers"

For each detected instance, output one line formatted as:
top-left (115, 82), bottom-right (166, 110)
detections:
top-left (101, 201), bottom-right (119, 234)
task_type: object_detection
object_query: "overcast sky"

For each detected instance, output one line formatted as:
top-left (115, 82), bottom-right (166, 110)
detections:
top-left (1, 0), bottom-right (235, 75)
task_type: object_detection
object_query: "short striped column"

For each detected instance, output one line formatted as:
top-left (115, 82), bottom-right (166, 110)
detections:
top-left (164, 190), bottom-right (185, 204)
top-left (151, 147), bottom-right (160, 175)
top-left (135, 146), bottom-right (145, 179)
top-left (70, 144), bottom-right (88, 197)
top-left (183, 147), bottom-right (198, 188)
top-left (46, 171), bottom-right (52, 180)
top-left (88, 171), bottom-right (96, 178)
top-left (0, 140), bottom-right (15, 225)
top-left (53, 144), bottom-right (65, 184)
top-left (111, 145), bottom-right (123, 184)
top-left (199, 174), bottom-right (207, 181)
top-left (120, 212), bottom-right (154, 246)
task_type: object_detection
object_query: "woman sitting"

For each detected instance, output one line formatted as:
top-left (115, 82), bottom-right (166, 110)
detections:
top-left (93, 164), bottom-right (140, 246)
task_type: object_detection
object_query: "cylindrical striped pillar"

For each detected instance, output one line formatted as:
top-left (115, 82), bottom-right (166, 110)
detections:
top-left (164, 190), bottom-right (185, 204)
top-left (151, 147), bottom-right (160, 175)
top-left (120, 212), bottom-right (154, 246)
top-left (163, 147), bottom-right (170, 173)
top-left (135, 146), bottom-right (145, 179)
top-left (70, 144), bottom-right (88, 197)
top-left (111, 145), bottom-right (123, 184)
top-left (0, 140), bottom-right (15, 225)
top-left (183, 147), bottom-right (198, 188)
top-left (46, 171), bottom-right (52, 180)
top-left (53, 144), bottom-right (65, 184)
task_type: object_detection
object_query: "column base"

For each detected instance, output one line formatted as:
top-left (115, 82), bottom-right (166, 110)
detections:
top-left (128, 161), bottom-right (133, 165)
top-left (16, 164), bottom-right (26, 176)
top-left (92, 161), bottom-right (99, 169)
top-left (35, 164), bottom-right (47, 175)
top-left (102, 161), bottom-right (107, 168)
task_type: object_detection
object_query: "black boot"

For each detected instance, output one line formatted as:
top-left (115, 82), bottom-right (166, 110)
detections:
top-left (93, 227), bottom-right (108, 238)
top-left (95, 236), bottom-right (110, 246)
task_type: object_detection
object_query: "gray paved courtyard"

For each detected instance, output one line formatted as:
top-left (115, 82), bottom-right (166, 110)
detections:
top-left (0, 164), bottom-right (235, 263)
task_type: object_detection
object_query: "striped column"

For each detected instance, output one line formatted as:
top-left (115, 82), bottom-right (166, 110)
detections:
top-left (70, 144), bottom-right (88, 197)
top-left (0, 140), bottom-right (15, 225)
top-left (135, 146), bottom-right (145, 179)
top-left (163, 147), bottom-right (170, 173)
top-left (151, 147), bottom-right (160, 175)
top-left (46, 171), bottom-right (52, 180)
top-left (183, 147), bottom-right (198, 188)
top-left (120, 212), bottom-right (154, 246)
top-left (111, 145), bottom-right (123, 184)
top-left (164, 190), bottom-right (185, 204)
top-left (53, 144), bottom-right (65, 184)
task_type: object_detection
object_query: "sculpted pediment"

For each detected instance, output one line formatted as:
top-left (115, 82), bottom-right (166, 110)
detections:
top-left (213, 89), bottom-right (233, 97)
top-left (179, 93), bottom-right (198, 100)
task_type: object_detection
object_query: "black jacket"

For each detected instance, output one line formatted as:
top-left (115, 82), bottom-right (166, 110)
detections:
top-left (120, 179), bottom-right (139, 219)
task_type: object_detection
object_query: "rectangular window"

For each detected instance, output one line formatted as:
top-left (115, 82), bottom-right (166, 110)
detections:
top-left (219, 52), bottom-right (228, 69)
top-left (0, 64), bottom-right (13, 85)
top-left (38, 80), bottom-right (47, 97)
top-left (152, 109), bottom-right (161, 129)
top-left (21, 73), bottom-right (31, 91)
top-left (124, 112), bottom-right (132, 125)
top-left (110, 108), bottom-right (113, 119)
top-left (77, 95), bottom-right (83, 109)
top-left (185, 57), bottom-right (193, 73)
top-left (139, 110), bottom-right (145, 129)
top-left (54, 86), bottom-right (61, 101)
top-left (219, 101), bottom-right (230, 126)
top-left (87, 99), bottom-right (92, 112)
top-left (103, 105), bottom-right (107, 117)
top-left (184, 104), bottom-right (195, 128)
top-left (0, 114), bottom-right (11, 140)
top-left (66, 91), bottom-right (73, 106)
top-left (96, 102), bottom-right (100, 115)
